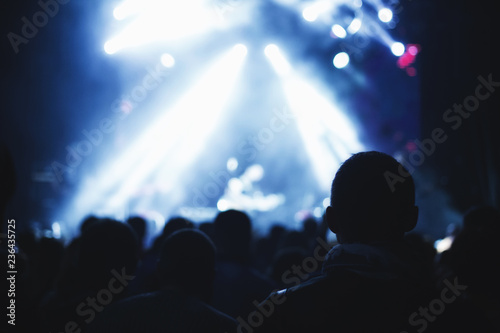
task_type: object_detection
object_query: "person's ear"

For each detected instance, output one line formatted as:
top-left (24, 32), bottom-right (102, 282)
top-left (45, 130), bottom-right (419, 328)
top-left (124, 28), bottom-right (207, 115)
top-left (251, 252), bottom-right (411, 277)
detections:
top-left (401, 205), bottom-right (418, 233)
top-left (325, 205), bottom-right (339, 234)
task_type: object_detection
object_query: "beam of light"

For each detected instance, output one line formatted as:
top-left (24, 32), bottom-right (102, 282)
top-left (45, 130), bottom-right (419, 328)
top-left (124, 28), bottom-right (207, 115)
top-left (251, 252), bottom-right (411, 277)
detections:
top-left (67, 44), bottom-right (247, 220)
top-left (104, 0), bottom-right (224, 54)
top-left (265, 46), bottom-right (364, 191)
top-left (333, 52), bottom-right (349, 68)
top-left (264, 44), bottom-right (291, 75)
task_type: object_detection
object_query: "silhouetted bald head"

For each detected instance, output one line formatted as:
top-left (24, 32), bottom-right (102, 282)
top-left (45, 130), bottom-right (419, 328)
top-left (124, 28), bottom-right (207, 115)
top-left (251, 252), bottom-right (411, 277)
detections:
top-left (327, 151), bottom-right (418, 243)
top-left (213, 209), bottom-right (252, 263)
top-left (157, 229), bottom-right (216, 301)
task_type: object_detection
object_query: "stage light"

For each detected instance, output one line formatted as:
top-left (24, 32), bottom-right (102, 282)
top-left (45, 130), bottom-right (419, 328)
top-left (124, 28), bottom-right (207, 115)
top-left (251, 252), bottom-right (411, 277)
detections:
top-left (322, 197), bottom-right (330, 208)
top-left (378, 8), bottom-right (393, 23)
top-left (112, 0), bottom-right (145, 20)
top-left (391, 42), bottom-right (405, 56)
top-left (347, 18), bottom-right (362, 34)
top-left (331, 24), bottom-right (346, 38)
top-left (265, 50), bottom-right (364, 191)
top-left (264, 44), bottom-right (291, 75)
top-left (227, 157), bottom-right (238, 171)
top-left (301, 1), bottom-right (331, 22)
top-left (104, 40), bottom-right (119, 55)
top-left (52, 222), bottom-right (61, 239)
top-left (408, 45), bottom-right (419, 56)
top-left (217, 199), bottom-right (230, 211)
top-left (104, 0), bottom-right (223, 54)
top-left (161, 53), bottom-right (175, 68)
top-left (68, 44), bottom-right (247, 218)
top-left (333, 52), bottom-right (349, 69)
top-left (302, 6), bottom-right (319, 22)
top-left (228, 178), bottom-right (244, 193)
top-left (233, 43), bottom-right (248, 56)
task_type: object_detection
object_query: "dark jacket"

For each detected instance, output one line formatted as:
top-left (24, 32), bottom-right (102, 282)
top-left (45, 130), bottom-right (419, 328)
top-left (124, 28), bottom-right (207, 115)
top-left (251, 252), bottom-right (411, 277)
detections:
top-left (253, 241), bottom-right (494, 333)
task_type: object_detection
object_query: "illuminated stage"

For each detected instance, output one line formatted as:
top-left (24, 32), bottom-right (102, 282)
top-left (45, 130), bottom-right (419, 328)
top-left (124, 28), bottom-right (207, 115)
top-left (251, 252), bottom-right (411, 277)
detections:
top-left (4, 0), bottom-right (425, 240)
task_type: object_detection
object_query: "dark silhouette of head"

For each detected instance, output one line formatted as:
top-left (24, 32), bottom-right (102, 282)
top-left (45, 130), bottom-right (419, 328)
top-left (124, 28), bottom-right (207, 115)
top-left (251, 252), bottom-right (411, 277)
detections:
top-left (77, 218), bottom-right (139, 291)
top-left (126, 216), bottom-right (147, 243)
top-left (163, 216), bottom-right (194, 238)
top-left (152, 216), bottom-right (194, 252)
top-left (80, 215), bottom-right (100, 235)
top-left (213, 209), bottom-right (252, 263)
top-left (157, 229), bottom-right (216, 303)
top-left (326, 151), bottom-right (418, 244)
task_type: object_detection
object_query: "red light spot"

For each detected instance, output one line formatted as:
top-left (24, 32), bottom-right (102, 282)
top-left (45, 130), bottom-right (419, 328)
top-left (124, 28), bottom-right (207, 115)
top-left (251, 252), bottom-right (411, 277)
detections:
top-left (408, 45), bottom-right (419, 56)
top-left (406, 67), bottom-right (417, 76)
top-left (405, 141), bottom-right (417, 152)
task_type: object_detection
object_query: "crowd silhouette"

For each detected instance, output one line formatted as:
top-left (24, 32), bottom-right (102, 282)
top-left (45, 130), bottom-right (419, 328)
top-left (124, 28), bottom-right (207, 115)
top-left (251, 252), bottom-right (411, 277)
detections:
top-left (1, 149), bottom-right (499, 332)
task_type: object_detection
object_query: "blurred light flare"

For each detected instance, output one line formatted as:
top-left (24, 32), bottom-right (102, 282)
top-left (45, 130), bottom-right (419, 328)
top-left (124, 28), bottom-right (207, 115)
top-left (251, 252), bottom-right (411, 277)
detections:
top-left (331, 24), bottom-right (346, 38)
top-left (391, 42), bottom-right (405, 56)
top-left (265, 46), bottom-right (363, 191)
top-left (227, 157), bottom-right (238, 171)
top-left (105, 0), bottom-right (226, 54)
top-left (346, 17), bottom-right (362, 34)
top-left (302, 1), bottom-right (332, 22)
top-left (333, 52), bottom-right (349, 68)
top-left (161, 53), bottom-right (175, 68)
top-left (69, 44), bottom-right (247, 217)
top-left (378, 8), bottom-right (393, 22)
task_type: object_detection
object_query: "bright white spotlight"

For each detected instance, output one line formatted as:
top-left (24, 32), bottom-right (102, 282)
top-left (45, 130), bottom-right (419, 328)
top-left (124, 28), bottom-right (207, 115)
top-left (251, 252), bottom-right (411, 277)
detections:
top-left (104, 0), bottom-right (223, 53)
top-left (51, 222), bottom-right (61, 239)
top-left (161, 53), bottom-right (175, 68)
top-left (391, 42), bottom-right (405, 56)
top-left (347, 18), bottom-right (362, 34)
top-left (264, 44), bottom-right (291, 75)
top-left (217, 199), bottom-right (230, 211)
top-left (228, 178), bottom-right (244, 193)
top-left (302, 6), bottom-right (318, 22)
top-left (113, 6), bottom-right (127, 20)
top-left (331, 24), bottom-right (346, 38)
top-left (233, 43), bottom-right (248, 56)
top-left (333, 52), bottom-right (349, 68)
top-left (113, 0), bottom-right (144, 20)
top-left (378, 8), bottom-right (393, 23)
top-left (104, 40), bottom-right (119, 54)
top-left (322, 197), bottom-right (330, 208)
top-left (227, 157), bottom-right (238, 171)
top-left (69, 44), bottom-right (247, 215)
